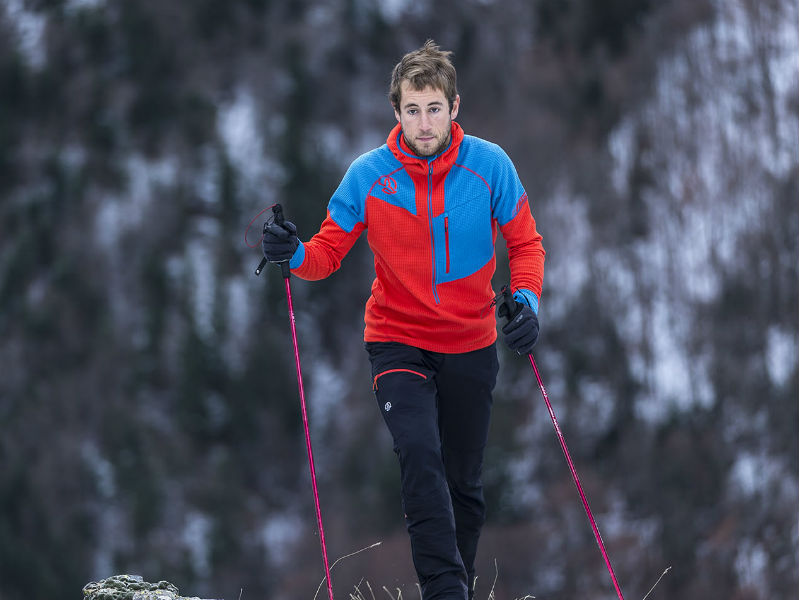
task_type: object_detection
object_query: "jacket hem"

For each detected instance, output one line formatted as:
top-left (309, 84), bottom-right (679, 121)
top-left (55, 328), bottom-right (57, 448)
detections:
top-left (363, 330), bottom-right (498, 354)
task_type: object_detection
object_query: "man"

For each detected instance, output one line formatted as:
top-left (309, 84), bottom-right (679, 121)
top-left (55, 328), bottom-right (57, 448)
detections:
top-left (262, 40), bottom-right (545, 600)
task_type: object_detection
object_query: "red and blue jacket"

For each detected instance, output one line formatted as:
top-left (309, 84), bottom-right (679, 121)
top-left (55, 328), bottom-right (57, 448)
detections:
top-left (288, 121), bottom-right (545, 354)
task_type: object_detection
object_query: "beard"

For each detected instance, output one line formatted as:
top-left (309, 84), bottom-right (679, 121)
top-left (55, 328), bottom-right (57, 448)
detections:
top-left (403, 120), bottom-right (452, 157)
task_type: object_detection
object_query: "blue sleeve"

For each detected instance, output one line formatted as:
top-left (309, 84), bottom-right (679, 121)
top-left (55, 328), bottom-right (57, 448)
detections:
top-left (289, 241), bottom-right (306, 269)
top-left (513, 289), bottom-right (539, 315)
top-left (489, 145), bottom-right (528, 227)
top-left (326, 154), bottom-right (370, 233)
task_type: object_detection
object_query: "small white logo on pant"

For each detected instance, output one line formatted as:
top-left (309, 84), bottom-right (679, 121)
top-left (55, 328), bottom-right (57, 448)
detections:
top-left (385, 402), bottom-right (392, 412)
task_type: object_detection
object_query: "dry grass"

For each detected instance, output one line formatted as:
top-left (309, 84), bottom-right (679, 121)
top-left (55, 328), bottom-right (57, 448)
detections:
top-left (312, 541), bottom-right (670, 600)
top-left (346, 575), bottom-right (535, 600)
top-left (315, 545), bottom-right (535, 600)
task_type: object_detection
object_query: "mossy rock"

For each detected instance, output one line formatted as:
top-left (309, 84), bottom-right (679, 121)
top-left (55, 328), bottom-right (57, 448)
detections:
top-left (83, 574), bottom-right (215, 600)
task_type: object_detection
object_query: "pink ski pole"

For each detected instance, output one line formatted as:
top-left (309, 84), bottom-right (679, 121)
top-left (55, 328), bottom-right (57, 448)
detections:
top-left (497, 286), bottom-right (624, 600)
top-left (256, 204), bottom-right (334, 600)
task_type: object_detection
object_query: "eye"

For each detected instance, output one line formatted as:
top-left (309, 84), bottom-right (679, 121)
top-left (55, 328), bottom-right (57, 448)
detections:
top-left (430, 107), bottom-right (440, 114)
top-left (407, 108), bottom-right (418, 116)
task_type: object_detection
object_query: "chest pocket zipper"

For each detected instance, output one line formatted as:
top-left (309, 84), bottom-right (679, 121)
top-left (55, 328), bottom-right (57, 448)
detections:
top-left (444, 216), bottom-right (450, 274)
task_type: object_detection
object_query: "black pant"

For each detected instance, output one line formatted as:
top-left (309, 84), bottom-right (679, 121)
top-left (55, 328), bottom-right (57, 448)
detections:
top-left (366, 342), bottom-right (499, 600)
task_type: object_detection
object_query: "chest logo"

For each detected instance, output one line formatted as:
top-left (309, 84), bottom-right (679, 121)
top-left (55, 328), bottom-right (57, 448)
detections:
top-left (379, 175), bottom-right (398, 194)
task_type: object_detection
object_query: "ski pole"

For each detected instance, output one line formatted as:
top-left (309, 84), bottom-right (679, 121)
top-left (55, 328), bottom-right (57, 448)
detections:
top-left (256, 204), bottom-right (335, 600)
top-left (497, 286), bottom-right (625, 600)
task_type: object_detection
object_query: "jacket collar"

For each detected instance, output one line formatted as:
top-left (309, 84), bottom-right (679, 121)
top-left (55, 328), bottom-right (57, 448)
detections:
top-left (387, 121), bottom-right (464, 174)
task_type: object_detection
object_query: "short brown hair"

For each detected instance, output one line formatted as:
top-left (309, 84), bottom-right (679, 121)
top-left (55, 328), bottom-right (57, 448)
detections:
top-left (389, 40), bottom-right (458, 111)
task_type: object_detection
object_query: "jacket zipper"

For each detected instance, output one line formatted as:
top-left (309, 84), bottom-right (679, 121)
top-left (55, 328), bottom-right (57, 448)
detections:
top-left (427, 163), bottom-right (440, 304)
top-left (444, 215), bottom-right (450, 273)
top-left (373, 368), bottom-right (428, 391)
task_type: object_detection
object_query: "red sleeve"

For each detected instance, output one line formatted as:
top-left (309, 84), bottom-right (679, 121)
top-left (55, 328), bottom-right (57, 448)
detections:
top-left (499, 201), bottom-right (545, 300)
top-left (292, 210), bottom-right (366, 281)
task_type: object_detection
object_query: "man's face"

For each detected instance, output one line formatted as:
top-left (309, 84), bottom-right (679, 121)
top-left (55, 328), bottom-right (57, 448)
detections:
top-left (394, 81), bottom-right (460, 157)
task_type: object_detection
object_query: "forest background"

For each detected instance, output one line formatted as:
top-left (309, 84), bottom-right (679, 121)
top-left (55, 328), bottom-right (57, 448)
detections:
top-left (0, 1), bottom-right (797, 599)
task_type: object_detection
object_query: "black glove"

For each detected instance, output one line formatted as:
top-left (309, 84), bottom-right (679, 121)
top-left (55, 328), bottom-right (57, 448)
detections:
top-left (498, 302), bottom-right (539, 355)
top-left (262, 220), bottom-right (299, 263)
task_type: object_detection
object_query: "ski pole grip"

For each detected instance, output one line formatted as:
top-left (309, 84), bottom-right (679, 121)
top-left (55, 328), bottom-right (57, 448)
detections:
top-left (272, 202), bottom-right (285, 227)
top-left (272, 203), bottom-right (291, 279)
top-left (499, 285), bottom-right (522, 324)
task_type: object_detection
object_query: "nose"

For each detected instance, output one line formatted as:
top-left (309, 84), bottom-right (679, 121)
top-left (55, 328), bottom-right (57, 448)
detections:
top-left (419, 111), bottom-right (433, 129)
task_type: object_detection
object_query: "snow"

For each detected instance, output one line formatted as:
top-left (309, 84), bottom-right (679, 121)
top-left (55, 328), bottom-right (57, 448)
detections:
top-left (3, 0), bottom-right (47, 69)
top-left (216, 87), bottom-right (286, 198)
top-left (261, 513), bottom-right (304, 568)
top-left (602, 0), bottom-right (797, 425)
top-left (182, 511), bottom-right (212, 576)
top-left (764, 325), bottom-right (797, 388)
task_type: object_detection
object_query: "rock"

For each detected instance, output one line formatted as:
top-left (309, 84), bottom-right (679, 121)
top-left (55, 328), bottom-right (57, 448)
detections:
top-left (83, 574), bottom-right (221, 600)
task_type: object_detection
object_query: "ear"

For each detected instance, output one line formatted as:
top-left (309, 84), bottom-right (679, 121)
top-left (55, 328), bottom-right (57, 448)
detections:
top-left (450, 94), bottom-right (460, 120)
top-left (394, 106), bottom-right (401, 123)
